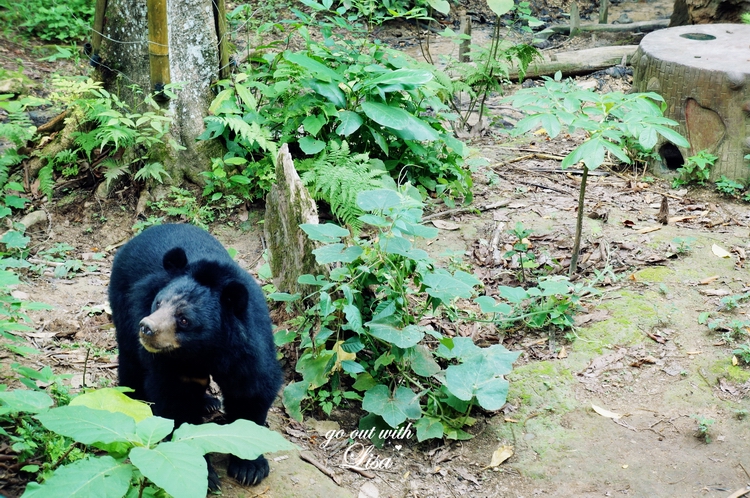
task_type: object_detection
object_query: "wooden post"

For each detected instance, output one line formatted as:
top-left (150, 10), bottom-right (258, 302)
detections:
top-left (147, 0), bottom-right (170, 100)
top-left (214, 0), bottom-right (231, 80)
top-left (599, 0), bottom-right (609, 23)
top-left (91, 0), bottom-right (108, 55)
top-left (458, 12), bottom-right (471, 63)
top-left (570, 1), bottom-right (580, 37)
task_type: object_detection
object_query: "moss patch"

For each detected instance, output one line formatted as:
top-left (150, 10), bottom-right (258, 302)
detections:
top-left (633, 266), bottom-right (672, 283)
top-left (710, 358), bottom-right (750, 384)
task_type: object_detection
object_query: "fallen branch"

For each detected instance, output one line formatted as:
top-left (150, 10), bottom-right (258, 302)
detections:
top-left (299, 451), bottom-right (342, 485)
top-left (539, 19), bottom-right (669, 37)
top-left (510, 45), bottom-right (639, 80)
top-left (422, 200), bottom-right (510, 221)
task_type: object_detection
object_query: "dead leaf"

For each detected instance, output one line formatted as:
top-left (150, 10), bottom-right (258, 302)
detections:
top-left (558, 346), bottom-right (568, 359)
top-left (489, 445), bottom-right (514, 468)
top-left (712, 244), bottom-right (731, 258)
top-left (358, 482), bottom-right (379, 498)
top-left (699, 275), bottom-right (720, 285)
top-left (733, 355), bottom-right (739, 366)
top-left (591, 403), bottom-right (622, 419)
top-left (698, 288), bottom-right (731, 296)
top-left (431, 219), bottom-right (460, 230)
top-left (637, 226), bottom-right (661, 234)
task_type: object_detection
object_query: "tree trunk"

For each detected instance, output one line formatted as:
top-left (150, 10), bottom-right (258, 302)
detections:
top-left (97, 0), bottom-right (222, 186)
top-left (670, 0), bottom-right (750, 25)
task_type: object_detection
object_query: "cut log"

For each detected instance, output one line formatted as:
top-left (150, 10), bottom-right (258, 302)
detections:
top-left (536, 19), bottom-right (669, 39)
top-left (264, 144), bottom-right (326, 297)
top-left (631, 24), bottom-right (750, 183)
top-left (509, 45), bottom-right (638, 80)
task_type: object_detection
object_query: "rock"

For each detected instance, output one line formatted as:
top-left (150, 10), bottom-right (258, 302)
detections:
top-left (0, 78), bottom-right (25, 94)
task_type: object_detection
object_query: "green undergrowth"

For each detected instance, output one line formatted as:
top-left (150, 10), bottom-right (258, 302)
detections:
top-left (271, 185), bottom-right (590, 444)
top-left (0, 387), bottom-right (295, 498)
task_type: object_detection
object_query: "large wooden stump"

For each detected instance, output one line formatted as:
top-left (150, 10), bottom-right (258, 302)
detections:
top-left (632, 24), bottom-right (750, 182)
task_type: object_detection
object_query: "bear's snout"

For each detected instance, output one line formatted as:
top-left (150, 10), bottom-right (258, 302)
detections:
top-left (139, 319), bottom-right (155, 336)
top-left (138, 308), bottom-right (180, 353)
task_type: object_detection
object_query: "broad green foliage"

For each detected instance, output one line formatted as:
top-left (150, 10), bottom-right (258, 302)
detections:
top-left (41, 79), bottom-right (183, 197)
top-left (439, 2), bottom-right (540, 128)
top-left (671, 150), bottom-right (717, 188)
top-left (0, 0), bottom-right (93, 42)
top-left (507, 72), bottom-right (690, 171)
top-left (507, 71), bottom-right (689, 274)
top-left (273, 186), bottom-right (586, 441)
top-left (200, 4), bottom-right (471, 210)
top-left (0, 388), bottom-right (296, 498)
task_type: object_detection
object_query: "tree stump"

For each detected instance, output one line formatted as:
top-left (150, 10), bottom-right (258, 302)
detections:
top-left (631, 24), bottom-right (750, 182)
top-left (264, 144), bottom-right (326, 297)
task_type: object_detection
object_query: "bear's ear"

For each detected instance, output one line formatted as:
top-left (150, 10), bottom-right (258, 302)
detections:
top-left (221, 281), bottom-right (249, 317)
top-left (163, 248), bottom-right (188, 274)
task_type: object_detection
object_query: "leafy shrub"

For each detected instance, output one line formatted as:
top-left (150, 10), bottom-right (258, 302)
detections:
top-left (272, 186), bottom-right (585, 442)
top-left (671, 150), bottom-right (717, 188)
top-left (200, 2), bottom-right (471, 212)
top-left (40, 79), bottom-right (184, 197)
top-left (715, 175), bottom-right (744, 197)
top-left (506, 71), bottom-right (689, 274)
top-left (0, 388), bottom-right (296, 498)
top-left (0, 0), bottom-right (93, 42)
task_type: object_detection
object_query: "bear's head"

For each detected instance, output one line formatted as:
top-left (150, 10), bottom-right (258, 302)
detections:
top-left (137, 247), bottom-right (249, 354)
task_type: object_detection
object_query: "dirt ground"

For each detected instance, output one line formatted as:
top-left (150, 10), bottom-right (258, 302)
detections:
top-left (3, 1), bottom-right (750, 498)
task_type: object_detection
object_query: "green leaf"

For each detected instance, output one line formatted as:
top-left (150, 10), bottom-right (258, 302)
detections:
top-left (1, 230), bottom-right (29, 249)
top-left (405, 345), bottom-right (441, 377)
top-left (173, 420), bottom-right (296, 459)
top-left (21, 456), bottom-right (132, 498)
top-left (360, 101), bottom-right (439, 141)
top-left (69, 388), bottom-right (152, 422)
top-left (415, 416), bottom-right (443, 442)
top-left (369, 69), bottom-right (434, 88)
top-left (268, 292), bottom-right (302, 302)
top-left (336, 110), bottom-right (364, 136)
top-left (352, 372), bottom-right (378, 391)
top-left (307, 79), bottom-right (346, 108)
top-left (135, 417), bottom-right (174, 447)
top-left (300, 223), bottom-right (350, 242)
top-left (474, 296), bottom-right (512, 315)
top-left (341, 360), bottom-right (365, 374)
top-left (445, 360), bottom-right (510, 410)
top-left (425, 0), bottom-right (450, 14)
top-left (362, 385), bottom-right (421, 428)
top-left (0, 390), bottom-right (53, 414)
top-left (366, 323), bottom-right (425, 349)
top-left (423, 273), bottom-right (474, 301)
top-left (356, 189), bottom-right (402, 211)
top-left (313, 243), bottom-right (364, 264)
top-left (297, 350), bottom-right (335, 388)
top-left (283, 381), bottom-right (309, 422)
top-left (284, 52), bottom-right (342, 83)
top-left (487, 0), bottom-right (514, 16)
top-left (130, 442), bottom-right (207, 498)
top-left (35, 405), bottom-right (137, 445)
top-left (497, 286), bottom-right (529, 303)
top-left (299, 136), bottom-right (326, 155)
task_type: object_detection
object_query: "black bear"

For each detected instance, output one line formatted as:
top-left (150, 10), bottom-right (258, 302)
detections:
top-left (108, 223), bottom-right (282, 488)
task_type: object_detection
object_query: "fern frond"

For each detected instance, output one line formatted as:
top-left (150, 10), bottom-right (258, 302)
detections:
top-left (101, 158), bottom-right (130, 190)
top-left (304, 141), bottom-right (387, 231)
top-left (37, 164), bottom-right (54, 199)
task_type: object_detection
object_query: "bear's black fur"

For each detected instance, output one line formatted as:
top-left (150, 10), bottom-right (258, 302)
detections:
top-left (109, 223), bottom-right (282, 488)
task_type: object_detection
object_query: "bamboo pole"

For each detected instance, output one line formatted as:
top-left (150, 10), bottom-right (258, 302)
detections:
top-left (215, 0), bottom-right (230, 80)
top-left (147, 0), bottom-right (170, 100)
top-left (91, 0), bottom-right (108, 55)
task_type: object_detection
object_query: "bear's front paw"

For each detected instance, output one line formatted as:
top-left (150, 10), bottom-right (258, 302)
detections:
top-left (227, 454), bottom-right (269, 486)
top-left (205, 456), bottom-right (221, 491)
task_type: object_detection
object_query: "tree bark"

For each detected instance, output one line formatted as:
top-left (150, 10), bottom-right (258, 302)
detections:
top-left (670, 0), bottom-right (750, 25)
top-left (97, 0), bottom-right (222, 186)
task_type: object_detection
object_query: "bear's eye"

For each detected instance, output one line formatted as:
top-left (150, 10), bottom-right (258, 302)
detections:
top-left (177, 316), bottom-right (189, 327)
